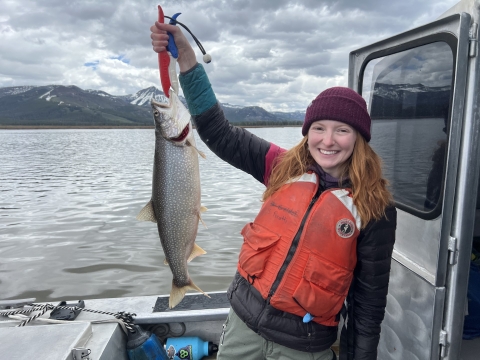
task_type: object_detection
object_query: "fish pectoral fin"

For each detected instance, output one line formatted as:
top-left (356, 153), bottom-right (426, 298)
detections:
top-left (197, 149), bottom-right (207, 159)
top-left (186, 140), bottom-right (207, 159)
top-left (198, 212), bottom-right (208, 229)
top-left (136, 200), bottom-right (157, 222)
top-left (169, 280), bottom-right (210, 309)
top-left (199, 206), bottom-right (208, 228)
top-left (187, 243), bottom-right (207, 263)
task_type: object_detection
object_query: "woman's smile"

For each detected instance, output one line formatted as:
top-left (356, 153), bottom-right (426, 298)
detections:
top-left (319, 149), bottom-right (340, 155)
top-left (308, 120), bottom-right (357, 178)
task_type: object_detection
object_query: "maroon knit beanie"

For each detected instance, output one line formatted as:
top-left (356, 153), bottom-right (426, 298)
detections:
top-left (302, 87), bottom-right (371, 142)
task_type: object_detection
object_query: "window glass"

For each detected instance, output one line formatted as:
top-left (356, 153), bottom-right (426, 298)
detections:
top-left (362, 42), bottom-right (453, 213)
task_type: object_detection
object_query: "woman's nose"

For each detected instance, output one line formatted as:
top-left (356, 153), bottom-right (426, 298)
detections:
top-left (322, 131), bottom-right (335, 146)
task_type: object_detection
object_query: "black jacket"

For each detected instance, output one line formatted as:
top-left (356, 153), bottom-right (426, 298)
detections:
top-left (193, 102), bottom-right (397, 359)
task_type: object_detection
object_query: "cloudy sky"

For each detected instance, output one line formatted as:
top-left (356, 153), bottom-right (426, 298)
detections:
top-left (0, 0), bottom-right (459, 111)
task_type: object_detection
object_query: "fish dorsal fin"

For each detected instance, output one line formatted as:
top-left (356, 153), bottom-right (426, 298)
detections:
top-left (164, 258), bottom-right (169, 265)
top-left (186, 140), bottom-right (207, 159)
top-left (136, 200), bottom-right (157, 222)
top-left (187, 243), bottom-right (207, 263)
top-left (201, 206), bottom-right (207, 212)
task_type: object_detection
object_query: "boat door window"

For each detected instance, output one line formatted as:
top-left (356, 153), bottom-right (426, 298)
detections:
top-left (361, 41), bottom-right (454, 218)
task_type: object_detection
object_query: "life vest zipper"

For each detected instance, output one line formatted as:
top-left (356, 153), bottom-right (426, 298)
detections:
top-left (267, 185), bottom-right (322, 299)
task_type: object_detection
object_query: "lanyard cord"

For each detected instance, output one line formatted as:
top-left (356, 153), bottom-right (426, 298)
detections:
top-left (164, 16), bottom-right (207, 56)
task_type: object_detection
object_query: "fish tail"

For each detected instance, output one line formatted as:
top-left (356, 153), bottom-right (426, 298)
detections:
top-left (169, 280), bottom-right (210, 308)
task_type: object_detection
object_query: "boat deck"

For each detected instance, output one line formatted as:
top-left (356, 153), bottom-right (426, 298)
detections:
top-left (1, 292), bottom-right (480, 359)
top-left (0, 293), bottom-right (229, 360)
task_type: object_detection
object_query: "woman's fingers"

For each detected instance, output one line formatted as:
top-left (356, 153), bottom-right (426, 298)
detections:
top-left (153, 21), bottom-right (190, 48)
top-left (153, 21), bottom-right (178, 34)
top-left (150, 26), bottom-right (169, 53)
top-left (150, 24), bottom-right (164, 34)
top-left (152, 42), bottom-right (167, 53)
top-left (149, 20), bottom-right (197, 70)
top-left (150, 32), bottom-right (168, 41)
top-left (151, 36), bottom-right (168, 53)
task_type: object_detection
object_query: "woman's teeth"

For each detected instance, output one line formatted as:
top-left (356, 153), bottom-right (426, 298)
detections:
top-left (320, 149), bottom-right (338, 155)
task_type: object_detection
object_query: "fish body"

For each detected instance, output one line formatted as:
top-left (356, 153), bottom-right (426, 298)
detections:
top-left (137, 90), bottom-right (207, 308)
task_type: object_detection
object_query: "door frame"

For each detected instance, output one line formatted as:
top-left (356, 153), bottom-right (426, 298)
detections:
top-left (348, 13), bottom-right (472, 359)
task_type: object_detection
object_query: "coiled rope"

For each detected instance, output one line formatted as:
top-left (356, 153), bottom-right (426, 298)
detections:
top-left (0, 303), bottom-right (137, 334)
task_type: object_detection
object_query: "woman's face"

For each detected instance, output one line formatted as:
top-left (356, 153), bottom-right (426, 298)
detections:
top-left (307, 120), bottom-right (357, 178)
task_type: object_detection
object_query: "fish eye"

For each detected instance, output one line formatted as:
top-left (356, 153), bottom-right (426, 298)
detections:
top-left (153, 110), bottom-right (159, 116)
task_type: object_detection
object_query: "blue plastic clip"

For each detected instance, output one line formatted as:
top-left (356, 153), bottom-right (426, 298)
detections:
top-left (303, 313), bottom-right (314, 323)
top-left (167, 13), bottom-right (181, 58)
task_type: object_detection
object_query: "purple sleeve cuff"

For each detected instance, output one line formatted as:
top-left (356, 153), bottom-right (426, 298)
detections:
top-left (264, 144), bottom-right (286, 186)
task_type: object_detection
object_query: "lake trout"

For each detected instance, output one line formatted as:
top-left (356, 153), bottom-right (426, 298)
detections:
top-left (137, 90), bottom-right (208, 308)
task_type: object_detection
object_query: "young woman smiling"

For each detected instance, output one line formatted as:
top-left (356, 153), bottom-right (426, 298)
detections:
top-left (307, 120), bottom-right (357, 178)
top-left (151, 21), bottom-right (396, 360)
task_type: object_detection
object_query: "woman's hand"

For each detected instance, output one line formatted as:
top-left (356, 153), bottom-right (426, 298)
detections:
top-left (150, 22), bottom-right (197, 73)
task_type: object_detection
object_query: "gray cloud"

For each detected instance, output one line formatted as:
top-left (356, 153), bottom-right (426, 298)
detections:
top-left (0, 0), bottom-right (459, 111)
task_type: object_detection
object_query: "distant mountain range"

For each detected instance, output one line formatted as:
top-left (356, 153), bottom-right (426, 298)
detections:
top-left (369, 83), bottom-right (451, 120)
top-left (0, 82), bottom-right (449, 127)
top-left (0, 85), bottom-right (305, 127)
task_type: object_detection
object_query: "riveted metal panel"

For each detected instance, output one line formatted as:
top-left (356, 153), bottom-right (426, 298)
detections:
top-left (349, 10), bottom-right (472, 360)
top-left (378, 260), bottom-right (445, 360)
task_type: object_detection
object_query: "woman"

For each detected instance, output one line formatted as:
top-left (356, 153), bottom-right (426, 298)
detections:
top-left (151, 21), bottom-right (396, 360)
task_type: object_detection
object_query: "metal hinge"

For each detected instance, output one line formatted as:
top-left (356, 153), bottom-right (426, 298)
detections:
top-left (469, 22), bottom-right (478, 57)
top-left (439, 329), bottom-right (449, 358)
top-left (448, 236), bottom-right (457, 265)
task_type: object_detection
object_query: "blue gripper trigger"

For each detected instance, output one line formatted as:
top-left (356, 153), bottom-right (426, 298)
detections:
top-left (167, 12), bottom-right (181, 59)
top-left (303, 313), bottom-right (314, 323)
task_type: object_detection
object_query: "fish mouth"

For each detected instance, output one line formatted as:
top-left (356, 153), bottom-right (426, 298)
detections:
top-left (150, 93), bottom-right (192, 142)
top-left (170, 124), bottom-right (190, 143)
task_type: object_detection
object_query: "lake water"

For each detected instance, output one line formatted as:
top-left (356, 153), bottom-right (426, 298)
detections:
top-left (0, 128), bottom-right (303, 302)
top-left (0, 122), bottom-right (444, 302)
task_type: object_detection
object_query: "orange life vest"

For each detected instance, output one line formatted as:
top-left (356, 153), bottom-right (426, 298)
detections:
top-left (237, 172), bottom-right (361, 327)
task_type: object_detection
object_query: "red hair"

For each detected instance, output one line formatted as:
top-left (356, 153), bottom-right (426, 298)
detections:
top-left (263, 135), bottom-right (392, 228)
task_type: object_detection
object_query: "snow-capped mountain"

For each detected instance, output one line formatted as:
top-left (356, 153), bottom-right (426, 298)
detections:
top-left (0, 86), bottom-right (36, 98)
top-left (370, 82), bottom-right (451, 119)
top-left (371, 83), bottom-right (451, 101)
top-left (271, 110), bottom-right (305, 121)
top-left (85, 89), bottom-right (115, 98)
top-left (125, 86), bottom-right (168, 106)
top-left (0, 84), bottom-right (304, 126)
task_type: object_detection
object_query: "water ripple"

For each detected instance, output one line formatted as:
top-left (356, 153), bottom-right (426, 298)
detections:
top-left (1, 124), bottom-right (434, 303)
top-left (0, 128), bottom-right (301, 302)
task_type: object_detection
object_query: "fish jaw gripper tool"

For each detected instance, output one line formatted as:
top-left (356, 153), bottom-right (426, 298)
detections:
top-left (158, 6), bottom-right (180, 97)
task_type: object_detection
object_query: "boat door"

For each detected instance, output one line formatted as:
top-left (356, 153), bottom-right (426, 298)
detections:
top-left (349, 12), bottom-right (477, 360)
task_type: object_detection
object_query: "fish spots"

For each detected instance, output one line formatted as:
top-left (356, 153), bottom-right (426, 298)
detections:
top-left (149, 91), bottom-right (208, 307)
top-left (152, 134), bottom-right (201, 289)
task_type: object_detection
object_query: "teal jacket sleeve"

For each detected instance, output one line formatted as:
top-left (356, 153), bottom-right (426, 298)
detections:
top-left (179, 63), bottom-right (217, 116)
top-left (178, 63), bottom-right (278, 184)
